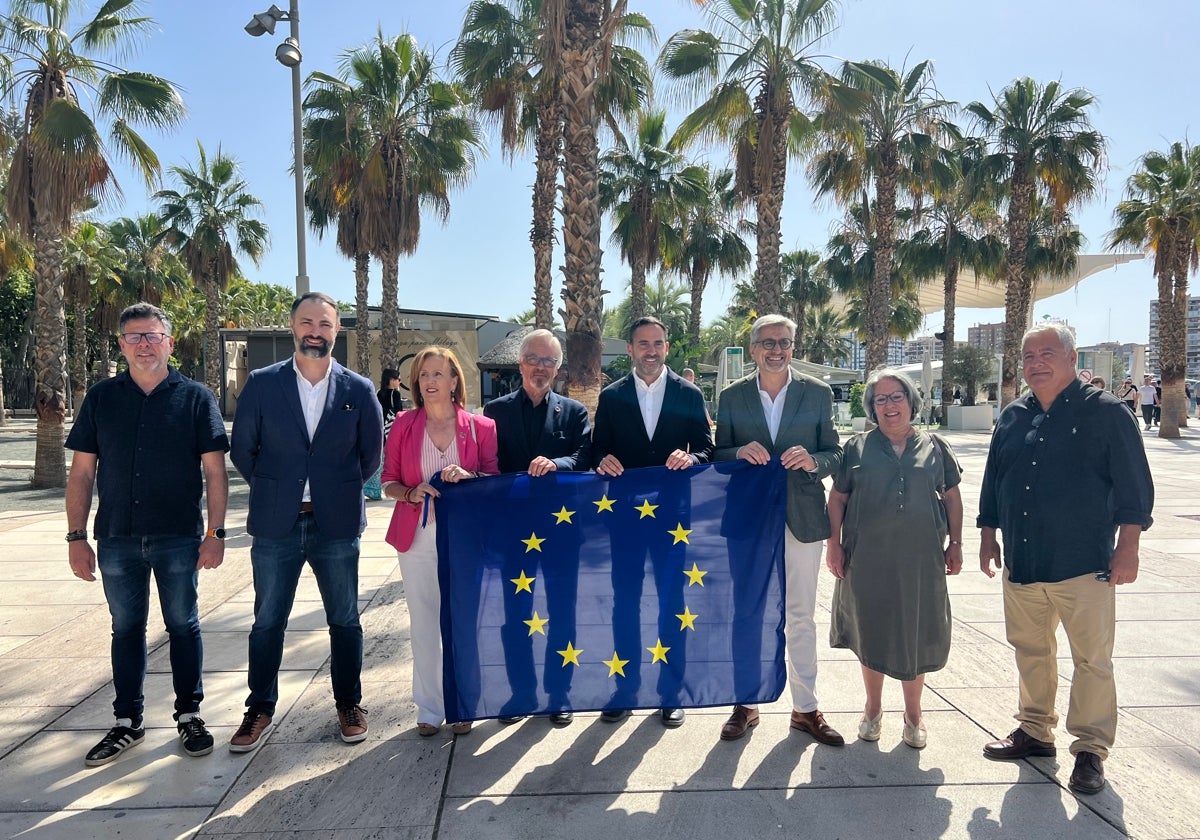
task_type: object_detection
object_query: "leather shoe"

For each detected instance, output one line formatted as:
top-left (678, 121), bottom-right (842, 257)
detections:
top-left (720, 706), bottom-right (760, 741)
top-left (548, 711), bottom-right (574, 726)
top-left (790, 710), bottom-right (844, 746)
top-left (498, 715), bottom-right (525, 725)
top-left (661, 708), bottom-right (685, 728)
top-left (983, 728), bottom-right (1056, 761)
top-left (1069, 751), bottom-right (1105, 795)
top-left (600, 709), bottom-right (630, 723)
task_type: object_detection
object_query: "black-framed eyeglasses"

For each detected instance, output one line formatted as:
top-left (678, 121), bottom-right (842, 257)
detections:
top-left (122, 332), bottom-right (169, 345)
top-left (872, 392), bottom-right (907, 407)
top-left (753, 338), bottom-right (793, 351)
top-left (522, 353), bottom-right (560, 368)
top-left (1024, 412), bottom-right (1046, 445)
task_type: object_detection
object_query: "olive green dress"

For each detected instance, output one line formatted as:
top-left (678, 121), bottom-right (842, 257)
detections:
top-left (829, 429), bottom-right (961, 681)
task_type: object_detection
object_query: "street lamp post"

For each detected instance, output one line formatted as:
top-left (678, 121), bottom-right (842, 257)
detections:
top-left (245, 2), bottom-right (309, 297)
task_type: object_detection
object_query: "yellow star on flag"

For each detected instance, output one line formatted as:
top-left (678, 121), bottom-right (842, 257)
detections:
top-left (510, 570), bottom-right (535, 593)
top-left (647, 639), bottom-right (670, 663)
top-left (593, 495), bottom-right (616, 513)
top-left (524, 611), bottom-right (549, 636)
top-left (557, 641), bottom-right (583, 667)
top-left (522, 533), bottom-right (545, 553)
top-left (676, 606), bottom-right (698, 631)
top-left (684, 562), bottom-right (707, 586)
top-left (552, 506), bottom-right (575, 524)
top-left (668, 523), bottom-right (692, 544)
top-left (604, 651), bottom-right (629, 677)
top-left (635, 499), bottom-right (659, 519)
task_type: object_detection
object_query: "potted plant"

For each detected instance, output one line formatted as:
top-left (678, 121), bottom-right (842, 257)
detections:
top-left (943, 345), bottom-right (996, 430)
top-left (849, 382), bottom-right (868, 431)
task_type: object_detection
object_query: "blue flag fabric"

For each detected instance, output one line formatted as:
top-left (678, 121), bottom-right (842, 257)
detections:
top-left (434, 460), bottom-right (789, 722)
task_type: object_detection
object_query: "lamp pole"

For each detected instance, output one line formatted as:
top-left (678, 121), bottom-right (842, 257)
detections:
top-left (287, 1), bottom-right (308, 296)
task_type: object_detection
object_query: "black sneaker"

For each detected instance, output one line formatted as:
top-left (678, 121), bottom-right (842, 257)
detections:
top-left (85, 724), bottom-right (145, 767)
top-left (178, 715), bottom-right (214, 757)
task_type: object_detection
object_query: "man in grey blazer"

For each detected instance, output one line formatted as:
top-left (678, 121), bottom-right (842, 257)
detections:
top-left (713, 314), bottom-right (844, 746)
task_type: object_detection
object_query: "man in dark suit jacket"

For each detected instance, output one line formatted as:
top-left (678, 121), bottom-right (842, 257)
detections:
top-left (713, 313), bottom-right (844, 746)
top-left (592, 316), bottom-right (714, 727)
top-left (484, 329), bottom-right (591, 726)
top-left (229, 292), bottom-right (383, 753)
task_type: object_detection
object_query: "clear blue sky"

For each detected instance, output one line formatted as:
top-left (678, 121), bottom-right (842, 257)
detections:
top-left (101, 0), bottom-right (1198, 346)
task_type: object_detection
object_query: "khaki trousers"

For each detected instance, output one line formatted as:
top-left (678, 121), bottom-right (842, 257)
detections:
top-left (1002, 569), bottom-right (1117, 758)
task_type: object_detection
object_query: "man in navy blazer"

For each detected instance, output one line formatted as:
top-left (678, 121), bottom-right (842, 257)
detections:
top-left (228, 292), bottom-right (382, 753)
top-left (592, 316), bottom-right (714, 727)
top-left (484, 329), bottom-right (591, 726)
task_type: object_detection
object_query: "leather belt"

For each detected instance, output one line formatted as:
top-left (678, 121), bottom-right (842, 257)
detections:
top-left (299, 502), bottom-right (314, 514)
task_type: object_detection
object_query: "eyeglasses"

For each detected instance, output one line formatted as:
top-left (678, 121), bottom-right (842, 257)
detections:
top-left (872, 392), bottom-right (907, 407)
top-left (122, 332), bottom-right (169, 345)
top-left (522, 353), bottom-right (560, 368)
top-left (1024, 412), bottom-right (1046, 446)
top-left (753, 338), bottom-right (793, 351)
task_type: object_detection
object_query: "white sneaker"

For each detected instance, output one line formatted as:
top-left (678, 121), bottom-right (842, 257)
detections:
top-left (902, 715), bottom-right (927, 749)
top-left (858, 711), bottom-right (882, 741)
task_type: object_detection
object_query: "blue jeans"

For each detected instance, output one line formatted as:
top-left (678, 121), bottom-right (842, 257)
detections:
top-left (97, 536), bottom-right (203, 723)
top-left (246, 513), bottom-right (362, 715)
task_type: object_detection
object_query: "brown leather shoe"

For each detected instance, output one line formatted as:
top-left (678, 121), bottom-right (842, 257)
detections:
top-left (336, 704), bottom-right (368, 743)
top-left (1068, 751), bottom-right (1105, 795)
top-left (790, 710), bottom-right (844, 746)
top-left (229, 711), bottom-right (273, 754)
top-left (983, 727), bottom-right (1056, 761)
top-left (720, 706), bottom-right (760, 741)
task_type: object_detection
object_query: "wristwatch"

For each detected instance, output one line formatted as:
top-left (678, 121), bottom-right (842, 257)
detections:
top-left (65, 530), bottom-right (87, 542)
top-left (206, 528), bottom-right (227, 540)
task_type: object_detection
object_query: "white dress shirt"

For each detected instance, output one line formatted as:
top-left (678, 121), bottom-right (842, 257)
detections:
top-left (757, 369), bottom-right (793, 444)
top-left (295, 359), bottom-right (333, 503)
top-left (633, 367), bottom-right (668, 439)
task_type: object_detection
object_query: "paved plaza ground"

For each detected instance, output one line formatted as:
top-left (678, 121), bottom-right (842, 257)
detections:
top-left (0, 420), bottom-right (1197, 840)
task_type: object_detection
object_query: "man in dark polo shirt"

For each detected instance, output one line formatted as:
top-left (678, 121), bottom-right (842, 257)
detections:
top-left (978, 322), bottom-right (1153, 796)
top-left (66, 302), bottom-right (229, 767)
top-left (483, 329), bottom-right (591, 726)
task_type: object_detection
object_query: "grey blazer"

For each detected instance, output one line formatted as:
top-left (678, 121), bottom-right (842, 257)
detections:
top-left (714, 372), bottom-right (842, 542)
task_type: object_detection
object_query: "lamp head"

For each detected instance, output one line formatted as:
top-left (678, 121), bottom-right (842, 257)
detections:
top-left (275, 37), bottom-right (302, 67)
top-left (244, 5), bottom-right (287, 37)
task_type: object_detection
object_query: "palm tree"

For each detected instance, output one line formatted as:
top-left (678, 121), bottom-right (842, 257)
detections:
top-left (452, 0), bottom-right (651, 330)
top-left (669, 166), bottom-right (750, 355)
top-left (61, 219), bottom-right (119, 408)
top-left (2, 0), bottom-right (185, 487)
top-left (966, 78), bottom-right (1105, 404)
top-left (810, 58), bottom-right (954, 373)
top-left (781, 247), bottom-right (829, 330)
top-left (1108, 141), bottom-right (1200, 438)
top-left (659, 0), bottom-right (841, 316)
top-left (600, 109), bottom-right (706, 322)
top-left (314, 32), bottom-right (482, 371)
top-left (155, 143), bottom-right (269, 393)
top-left (799, 304), bottom-right (849, 365)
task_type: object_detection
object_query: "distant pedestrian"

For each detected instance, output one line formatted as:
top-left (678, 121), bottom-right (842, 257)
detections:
top-left (65, 302), bottom-right (229, 766)
top-left (1116, 378), bottom-right (1137, 415)
top-left (1138, 375), bottom-right (1159, 430)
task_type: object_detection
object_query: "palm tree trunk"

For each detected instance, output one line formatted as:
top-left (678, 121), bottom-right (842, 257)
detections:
top-left (531, 93), bottom-right (561, 330)
top-left (30, 218), bottom-right (68, 488)
top-left (688, 262), bottom-right (707, 356)
top-left (0, 356), bottom-right (6, 427)
top-left (1157, 228), bottom-right (1188, 438)
top-left (752, 136), bottom-right (788, 317)
top-left (865, 147), bottom-right (898, 373)
top-left (354, 251), bottom-right (371, 377)
top-left (629, 253), bottom-right (647, 323)
top-left (98, 331), bottom-right (112, 381)
top-left (203, 269), bottom-right (223, 394)
top-left (71, 296), bottom-right (89, 411)
top-left (941, 255), bottom-right (960, 406)
top-left (559, 0), bottom-right (605, 416)
top-left (1000, 167), bottom-right (1034, 405)
top-left (380, 246), bottom-right (401, 370)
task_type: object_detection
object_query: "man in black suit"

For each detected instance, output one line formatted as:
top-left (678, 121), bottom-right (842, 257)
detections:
top-left (592, 316), bottom-right (714, 727)
top-left (484, 329), bottom-right (591, 726)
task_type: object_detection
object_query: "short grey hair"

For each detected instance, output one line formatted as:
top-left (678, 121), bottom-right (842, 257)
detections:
top-left (863, 368), bottom-right (921, 424)
top-left (519, 328), bottom-right (562, 365)
top-left (119, 302), bottom-right (172, 334)
top-left (1021, 321), bottom-right (1076, 354)
top-left (749, 313), bottom-right (797, 345)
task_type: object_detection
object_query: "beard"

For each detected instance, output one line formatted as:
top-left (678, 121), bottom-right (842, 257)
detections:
top-left (296, 336), bottom-right (331, 359)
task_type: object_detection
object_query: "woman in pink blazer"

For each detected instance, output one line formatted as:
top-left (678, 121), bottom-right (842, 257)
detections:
top-left (380, 346), bottom-right (498, 737)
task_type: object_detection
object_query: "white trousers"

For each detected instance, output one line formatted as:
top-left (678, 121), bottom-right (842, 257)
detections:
top-left (748, 531), bottom-right (823, 712)
top-left (397, 522), bottom-right (443, 726)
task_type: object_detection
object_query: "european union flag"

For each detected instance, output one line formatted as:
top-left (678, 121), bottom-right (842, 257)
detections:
top-left (434, 460), bottom-right (788, 722)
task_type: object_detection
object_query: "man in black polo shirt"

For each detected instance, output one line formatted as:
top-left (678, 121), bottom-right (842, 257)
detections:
top-left (978, 323), bottom-right (1153, 795)
top-left (66, 302), bottom-right (229, 767)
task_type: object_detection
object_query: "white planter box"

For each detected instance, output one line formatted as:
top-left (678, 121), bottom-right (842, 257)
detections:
top-left (947, 404), bottom-right (993, 431)
top-left (851, 417), bottom-right (868, 431)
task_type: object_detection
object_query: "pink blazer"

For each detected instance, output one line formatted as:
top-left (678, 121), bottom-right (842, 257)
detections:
top-left (381, 407), bottom-right (499, 552)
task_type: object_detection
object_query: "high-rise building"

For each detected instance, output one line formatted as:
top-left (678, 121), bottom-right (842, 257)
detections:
top-left (967, 322), bottom-right (1005, 353)
top-left (1148, 296), bottom-right (1200, 379)
top-left (847, 334), bottom-right (905, 371)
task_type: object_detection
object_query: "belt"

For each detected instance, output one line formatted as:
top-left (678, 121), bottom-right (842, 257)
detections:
top-left (299, 502), bottom-right (314, 514)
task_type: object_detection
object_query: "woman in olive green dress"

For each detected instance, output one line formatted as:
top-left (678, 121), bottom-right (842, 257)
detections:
top-left (827, 369), bottom-right (964, 749)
